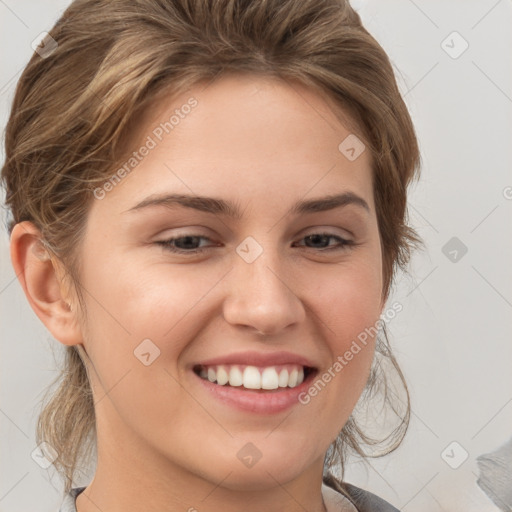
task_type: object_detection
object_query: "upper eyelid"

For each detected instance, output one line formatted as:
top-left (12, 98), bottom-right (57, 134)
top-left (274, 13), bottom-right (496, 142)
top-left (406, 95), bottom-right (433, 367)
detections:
top-left (139, 209), bottom-right (365, 241)
top-left (155, 224), bottom-right (355, 239)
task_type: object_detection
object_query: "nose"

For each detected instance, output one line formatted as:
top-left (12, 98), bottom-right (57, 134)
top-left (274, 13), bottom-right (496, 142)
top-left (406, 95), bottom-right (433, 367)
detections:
top-left (222, 247), bottom-right (306, 336)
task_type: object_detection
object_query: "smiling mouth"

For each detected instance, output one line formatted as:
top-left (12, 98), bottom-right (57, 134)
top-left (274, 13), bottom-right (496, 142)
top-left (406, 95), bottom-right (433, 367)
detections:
top-left (193, 364), bottom-right (316, 391)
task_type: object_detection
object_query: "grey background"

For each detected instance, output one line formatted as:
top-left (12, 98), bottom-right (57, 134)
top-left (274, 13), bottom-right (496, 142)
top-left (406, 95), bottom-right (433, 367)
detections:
top-left (1, 1), bottom-right (511, 510)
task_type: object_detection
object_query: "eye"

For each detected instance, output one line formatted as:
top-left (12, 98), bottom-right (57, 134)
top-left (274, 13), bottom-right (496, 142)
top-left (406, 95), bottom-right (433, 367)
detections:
top-left (155, 232), bottom-right (355, 256)
top-left (294, 233), bottom-right (355, 251)
top-left (155, 235), bottom-right (215, 254)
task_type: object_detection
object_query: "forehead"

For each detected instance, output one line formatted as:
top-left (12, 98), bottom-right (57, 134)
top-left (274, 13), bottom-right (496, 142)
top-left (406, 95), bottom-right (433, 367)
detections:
top-left (136, 73), bottom-right (364, 157)
top-left (92, 73), bottom-right (374, 217)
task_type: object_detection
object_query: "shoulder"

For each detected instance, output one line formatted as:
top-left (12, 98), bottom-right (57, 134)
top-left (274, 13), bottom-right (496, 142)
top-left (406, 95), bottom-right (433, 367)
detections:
top-left (58, 486), bottom-right (86, 512)
top-left (323, 475), bottom-right (400, 512)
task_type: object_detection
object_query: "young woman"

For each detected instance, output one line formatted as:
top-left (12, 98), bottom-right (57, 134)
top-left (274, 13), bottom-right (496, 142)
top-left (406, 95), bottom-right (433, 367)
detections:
top-left (2, 0), bottom-right (421, 510)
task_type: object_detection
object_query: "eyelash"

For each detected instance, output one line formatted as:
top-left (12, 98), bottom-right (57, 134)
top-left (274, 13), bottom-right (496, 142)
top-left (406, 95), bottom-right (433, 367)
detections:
top-left (155, 233), bottom-right (355, 255)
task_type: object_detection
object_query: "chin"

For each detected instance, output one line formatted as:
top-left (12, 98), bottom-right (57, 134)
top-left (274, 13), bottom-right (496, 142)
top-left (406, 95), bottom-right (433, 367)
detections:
top-left (214, 463), bottom-right (308, 492)
top-left (197, 444), bottom-right (319, 492)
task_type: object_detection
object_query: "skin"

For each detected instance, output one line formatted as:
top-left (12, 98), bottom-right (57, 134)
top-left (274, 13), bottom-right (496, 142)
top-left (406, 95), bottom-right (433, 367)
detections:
top-left (11, 73), bottom-right (384, 512)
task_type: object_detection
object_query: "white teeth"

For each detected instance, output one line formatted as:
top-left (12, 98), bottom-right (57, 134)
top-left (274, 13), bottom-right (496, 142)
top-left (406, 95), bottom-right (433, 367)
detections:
top-left (261, 367), bottom-right (279, 390)
top-left (216, 365), bottom-right (229, 385)
top-left (228, 366), bottom-right (243, 387)
top-left (198, 364), bottom-right (308, 390)
top-left (243, 366), bottom-right (261, 389)
top-left (288, 368), bottom-right (298, 387)
top-left (278, 369), bottom-right (289, 388)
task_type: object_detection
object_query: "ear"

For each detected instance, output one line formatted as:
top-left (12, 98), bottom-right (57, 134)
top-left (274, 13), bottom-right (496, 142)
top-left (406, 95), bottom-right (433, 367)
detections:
top-left (10, 221), bottom-right (83, 346)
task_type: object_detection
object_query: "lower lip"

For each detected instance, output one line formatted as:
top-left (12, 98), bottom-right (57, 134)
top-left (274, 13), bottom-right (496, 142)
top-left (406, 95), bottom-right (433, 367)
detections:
top-left (193, 371), bottom-right (315, 414)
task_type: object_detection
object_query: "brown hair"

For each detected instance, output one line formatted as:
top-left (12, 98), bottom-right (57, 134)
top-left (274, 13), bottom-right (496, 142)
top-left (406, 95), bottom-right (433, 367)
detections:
top-left (1, 0), bottom-right (421, 496)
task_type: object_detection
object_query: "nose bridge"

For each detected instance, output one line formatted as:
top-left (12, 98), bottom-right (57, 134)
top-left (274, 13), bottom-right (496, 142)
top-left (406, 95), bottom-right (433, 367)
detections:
top-left (222, 237), bottom-right (305, 335)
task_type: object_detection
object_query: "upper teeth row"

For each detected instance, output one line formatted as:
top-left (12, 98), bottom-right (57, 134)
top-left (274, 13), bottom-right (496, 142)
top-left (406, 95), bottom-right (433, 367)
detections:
top-left (199, 365), bottom-right (305, 389)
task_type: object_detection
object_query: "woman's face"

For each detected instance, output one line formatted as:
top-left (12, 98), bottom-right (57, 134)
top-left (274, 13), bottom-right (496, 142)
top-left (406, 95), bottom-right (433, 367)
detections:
top-left (77, 74), bottom-right (383, 491)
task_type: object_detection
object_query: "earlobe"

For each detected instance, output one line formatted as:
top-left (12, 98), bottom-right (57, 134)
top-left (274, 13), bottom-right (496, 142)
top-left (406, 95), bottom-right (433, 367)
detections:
top-left (10, 221), bottom-right (83, 346)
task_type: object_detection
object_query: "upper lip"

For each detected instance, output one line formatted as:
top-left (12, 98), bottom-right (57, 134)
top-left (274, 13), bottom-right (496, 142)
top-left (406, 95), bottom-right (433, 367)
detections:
top-left (194, 350), bottom-right (318, 369)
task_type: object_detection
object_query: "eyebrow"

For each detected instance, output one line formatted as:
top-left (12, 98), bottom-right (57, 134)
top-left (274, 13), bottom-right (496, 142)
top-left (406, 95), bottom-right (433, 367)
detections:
top-left (125, 191), bottom-right (370, 218)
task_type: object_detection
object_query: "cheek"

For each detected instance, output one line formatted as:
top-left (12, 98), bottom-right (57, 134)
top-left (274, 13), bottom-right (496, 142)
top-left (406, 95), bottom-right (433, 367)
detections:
top-left (78, 251), bottom-right (230, 376)
top-left (76, 258), bottom-right (209, 431)
top-left (302, 253), bottom-right (383, 415)
top-left (310, 252), bottom-right (383, 344)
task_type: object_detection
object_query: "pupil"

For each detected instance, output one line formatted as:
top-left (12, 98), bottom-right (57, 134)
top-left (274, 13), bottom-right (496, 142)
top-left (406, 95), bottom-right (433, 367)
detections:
top-left (307, 234), bottom-right (328, 248)
top-left (177, 236), bottom-right (199, 249)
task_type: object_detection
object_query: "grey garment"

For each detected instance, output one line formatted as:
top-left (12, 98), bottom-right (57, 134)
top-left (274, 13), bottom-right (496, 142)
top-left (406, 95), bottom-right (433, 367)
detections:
top-left (59, 480), bottom-right (400, 512)
top-left (476, 436), bottom-right (512, 512)
top-left (341, 483), bottom-right (400, 511)
top-left (323, 475), bottom-right (400, 512)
